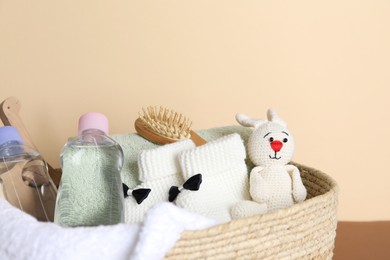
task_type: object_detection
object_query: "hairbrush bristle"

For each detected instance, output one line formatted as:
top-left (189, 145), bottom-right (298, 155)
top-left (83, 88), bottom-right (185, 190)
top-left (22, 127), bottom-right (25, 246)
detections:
top-left (139, 106), bottom-right (192, 140)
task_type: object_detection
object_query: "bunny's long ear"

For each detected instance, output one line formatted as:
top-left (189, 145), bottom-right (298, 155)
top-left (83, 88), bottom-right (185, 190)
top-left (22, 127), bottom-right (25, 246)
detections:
top-left (236, 113), bottom-right (266, 128)
top-left (267, 109), bottom-right (287, 127)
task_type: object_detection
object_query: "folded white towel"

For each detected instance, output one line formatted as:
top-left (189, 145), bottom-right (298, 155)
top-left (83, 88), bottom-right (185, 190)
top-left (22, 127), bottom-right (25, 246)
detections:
top-left (0, 199), bottom-right (215, 260)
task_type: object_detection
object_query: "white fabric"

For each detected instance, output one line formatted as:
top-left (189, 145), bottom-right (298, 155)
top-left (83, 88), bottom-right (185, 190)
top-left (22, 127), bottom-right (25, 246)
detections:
top-left (0, 199), bottom-right (215, 260)
top-left (175, 134), bottom-right (250, 223)
top-left (131, 201), bottom-right (216, 260)
top-left (124, 140), bottom-right (195, 223)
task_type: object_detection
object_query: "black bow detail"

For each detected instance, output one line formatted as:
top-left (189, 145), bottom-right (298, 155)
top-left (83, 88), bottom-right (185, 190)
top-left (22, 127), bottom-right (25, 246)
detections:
top-left (183, 173), bottom-right (203, 190)
top-left (123, 183), bottom-right (151, 204)
top-left (168, 186), bottom-right (180, 202)
top-left (132, 189), bottom-right (151, 204)
top-left (122, 183), bottom-right (130, 197)
top-left (169, 173), bottom-right (202, 202)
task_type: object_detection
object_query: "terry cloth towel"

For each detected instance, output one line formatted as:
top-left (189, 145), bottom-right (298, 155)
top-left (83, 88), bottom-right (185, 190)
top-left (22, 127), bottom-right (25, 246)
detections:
top-left (174, 133), bottom-right (250, 223)
top-left (124, 140), bottom-right (195, 224)
top-left (0, 199), bottom-right (215, 260)
top-left (111, 125), bottom-right (253, 189)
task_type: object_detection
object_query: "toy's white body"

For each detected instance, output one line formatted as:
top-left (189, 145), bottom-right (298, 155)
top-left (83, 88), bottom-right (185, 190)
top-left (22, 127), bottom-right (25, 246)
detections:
top-left (250, 165), bottom-right (306, 212)
top-left (231, 109), bottom-right (307, 218)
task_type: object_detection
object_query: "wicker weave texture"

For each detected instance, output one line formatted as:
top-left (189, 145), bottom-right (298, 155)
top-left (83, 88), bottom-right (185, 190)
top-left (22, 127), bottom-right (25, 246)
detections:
top-left (165, 163), bottom-right (339, 259)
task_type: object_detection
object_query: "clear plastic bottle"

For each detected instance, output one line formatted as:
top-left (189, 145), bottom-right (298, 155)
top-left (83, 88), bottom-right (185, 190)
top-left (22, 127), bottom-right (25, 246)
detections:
top-left (0, 126), bottom-right (57, 221)
top-left (54, 112), bottom-right (124, 227)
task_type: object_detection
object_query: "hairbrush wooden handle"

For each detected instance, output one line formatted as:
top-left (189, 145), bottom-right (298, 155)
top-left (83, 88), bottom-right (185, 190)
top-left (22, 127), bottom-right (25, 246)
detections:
top-left (189, 130), bottom-right (207, 146)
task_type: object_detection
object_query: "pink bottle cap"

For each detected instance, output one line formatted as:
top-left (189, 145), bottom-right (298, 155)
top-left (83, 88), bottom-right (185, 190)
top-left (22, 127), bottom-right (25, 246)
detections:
top-left (78, 112), bottom-right (109, 136)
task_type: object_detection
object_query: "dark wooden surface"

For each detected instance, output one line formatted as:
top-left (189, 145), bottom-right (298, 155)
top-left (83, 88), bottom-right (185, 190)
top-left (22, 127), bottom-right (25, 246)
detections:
top-left (334, 221), bottom-right (390, 260)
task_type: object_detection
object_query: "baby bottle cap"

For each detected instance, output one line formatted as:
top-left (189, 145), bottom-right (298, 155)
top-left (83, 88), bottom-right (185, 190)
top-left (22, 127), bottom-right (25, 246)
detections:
top-left (78, 112), bottom-right (109, 136)
top-left (0, 126), bottom-right (24, 146)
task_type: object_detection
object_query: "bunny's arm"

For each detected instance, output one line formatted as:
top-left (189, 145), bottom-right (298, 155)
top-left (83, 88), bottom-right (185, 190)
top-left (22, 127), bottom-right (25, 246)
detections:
top-left (249, 166), bottom-right (270, 203)
top-left (285, 164), bottom-right (307, 202)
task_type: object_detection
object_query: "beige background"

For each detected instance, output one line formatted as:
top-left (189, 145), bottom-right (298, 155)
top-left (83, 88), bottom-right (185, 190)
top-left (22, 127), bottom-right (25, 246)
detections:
top-left (0, 1), bottom-right (389, 221)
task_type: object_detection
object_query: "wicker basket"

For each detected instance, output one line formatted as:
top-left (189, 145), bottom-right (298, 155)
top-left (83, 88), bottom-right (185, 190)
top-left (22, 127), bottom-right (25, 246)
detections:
top-left (0, 98), bottom-right (338, 259)
top-left (165, 163), bottom-right (339, 259)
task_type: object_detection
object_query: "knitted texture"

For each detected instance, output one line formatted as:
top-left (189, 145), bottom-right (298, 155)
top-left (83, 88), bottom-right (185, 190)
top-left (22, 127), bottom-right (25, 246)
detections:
top-left (231, 110), bottom-right (307, 218)
top-left (124, 140), bottom-right (195, 224)
top-left (175, 134), bottom-right (250, 223)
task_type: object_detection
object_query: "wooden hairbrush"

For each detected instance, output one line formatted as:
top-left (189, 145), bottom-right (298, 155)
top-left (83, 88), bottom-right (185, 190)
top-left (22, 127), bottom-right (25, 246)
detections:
top-left (134, 106), bottom-right (207, 146)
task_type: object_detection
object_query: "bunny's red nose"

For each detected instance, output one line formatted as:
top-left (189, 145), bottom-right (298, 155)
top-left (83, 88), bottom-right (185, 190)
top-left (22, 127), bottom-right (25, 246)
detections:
top-left (271, 140), bottom-right (283, 152)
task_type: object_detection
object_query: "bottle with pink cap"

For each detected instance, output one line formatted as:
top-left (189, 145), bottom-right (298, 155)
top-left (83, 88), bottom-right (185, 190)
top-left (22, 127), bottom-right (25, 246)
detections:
top-left (54, 112), bottom-right (124, 227)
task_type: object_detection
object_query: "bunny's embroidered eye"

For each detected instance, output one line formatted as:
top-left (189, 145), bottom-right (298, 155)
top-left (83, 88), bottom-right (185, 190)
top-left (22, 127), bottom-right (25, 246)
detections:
top-left (269, 137), bottom-right (274, 142)
top-left (283, 138), bottom-right (288, 143)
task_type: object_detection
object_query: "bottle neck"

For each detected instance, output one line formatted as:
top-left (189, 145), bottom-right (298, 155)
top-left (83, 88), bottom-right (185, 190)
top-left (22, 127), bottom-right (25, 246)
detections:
top-left (79, 129), bottom-right (110, 144)
top-left (0, 140), bottom-right (23, 149)
top-left (80, 129), bottom-right (107, 136)
top-left (0, 142), bottom-right (37, 159)
top-left (0, 141), bottom-right (24, 158)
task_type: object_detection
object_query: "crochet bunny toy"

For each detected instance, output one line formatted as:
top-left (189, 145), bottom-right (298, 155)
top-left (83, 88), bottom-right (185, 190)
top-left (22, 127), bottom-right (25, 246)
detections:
top-left (231, 109), bottom-right (307, 219)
